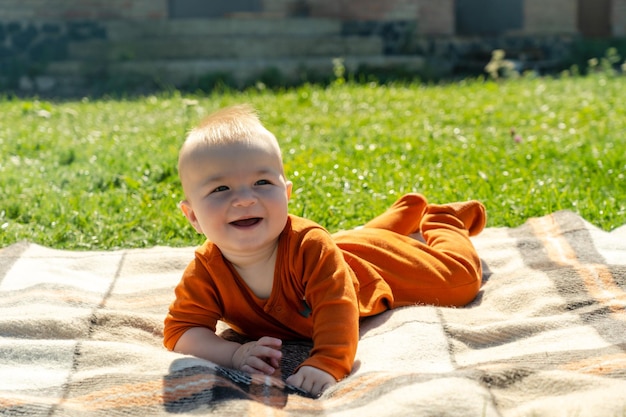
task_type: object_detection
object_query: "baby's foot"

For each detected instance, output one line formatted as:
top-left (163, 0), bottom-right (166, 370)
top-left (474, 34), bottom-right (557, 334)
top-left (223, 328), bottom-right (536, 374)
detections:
top-left (363, 193), bottom-right (428, 235)
top-left (425, 200), bottom-right (486, 236)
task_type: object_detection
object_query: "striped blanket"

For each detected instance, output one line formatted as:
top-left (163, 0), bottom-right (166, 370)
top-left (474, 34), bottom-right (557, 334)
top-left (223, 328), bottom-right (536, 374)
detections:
top-left (1, 210), bottom-right (625, 416)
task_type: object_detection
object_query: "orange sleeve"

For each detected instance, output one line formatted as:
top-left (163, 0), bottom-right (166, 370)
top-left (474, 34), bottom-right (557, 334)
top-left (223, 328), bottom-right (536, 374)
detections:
top-left (283, 220), bottom-right (361, 381)
top-left (163, 252), bottom-right (223, 351)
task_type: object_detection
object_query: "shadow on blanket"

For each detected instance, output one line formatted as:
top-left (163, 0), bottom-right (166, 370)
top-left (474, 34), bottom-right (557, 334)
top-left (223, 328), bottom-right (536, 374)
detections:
top-left (163, 363), bottom-right (291, 411)
top-left (163, 334), bottom-right (315, 413)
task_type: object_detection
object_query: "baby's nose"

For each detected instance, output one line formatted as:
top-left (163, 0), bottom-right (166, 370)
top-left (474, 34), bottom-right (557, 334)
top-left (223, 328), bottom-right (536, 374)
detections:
top-left (233, 189), bottom-right (257, 206)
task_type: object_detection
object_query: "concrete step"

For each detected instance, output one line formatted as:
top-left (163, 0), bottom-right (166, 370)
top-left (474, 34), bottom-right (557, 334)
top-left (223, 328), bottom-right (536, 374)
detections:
top-left (103, 18), bottom-right (342, 40)
top-left (67, 36), bottom-right (384, 61)
top-left (45, 55), bottom-right (426, 88)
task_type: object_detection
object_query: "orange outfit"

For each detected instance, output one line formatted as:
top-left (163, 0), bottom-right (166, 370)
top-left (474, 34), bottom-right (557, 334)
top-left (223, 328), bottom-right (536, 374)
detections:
top-left (164, 194), bottom-right (486, 381)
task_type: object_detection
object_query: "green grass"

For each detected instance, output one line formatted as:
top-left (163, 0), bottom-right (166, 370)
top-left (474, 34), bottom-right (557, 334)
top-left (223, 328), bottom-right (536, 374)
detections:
top-left (1, 75), bottom-right (625, 250)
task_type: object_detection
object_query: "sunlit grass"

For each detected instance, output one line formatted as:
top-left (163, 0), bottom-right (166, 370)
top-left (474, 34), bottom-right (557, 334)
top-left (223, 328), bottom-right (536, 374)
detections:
top-left (1, 75), bottom-right (625, 250)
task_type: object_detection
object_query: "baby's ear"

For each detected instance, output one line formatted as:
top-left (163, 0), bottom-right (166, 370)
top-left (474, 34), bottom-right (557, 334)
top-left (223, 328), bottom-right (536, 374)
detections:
top-left (179, 200), bottom-right (203, 234)
top-left (285, 181), bottom-right (293, 200)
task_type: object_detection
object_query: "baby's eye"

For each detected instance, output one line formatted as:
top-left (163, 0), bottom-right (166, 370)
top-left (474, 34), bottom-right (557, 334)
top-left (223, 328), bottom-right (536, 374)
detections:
top-left (255, 179), bottom-right (272, 186)
top-left (211, 185), bottom-right (229, 193)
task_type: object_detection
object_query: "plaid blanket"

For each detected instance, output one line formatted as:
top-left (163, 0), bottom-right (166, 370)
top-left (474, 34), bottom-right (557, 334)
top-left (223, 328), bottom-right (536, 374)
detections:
top-left (1, 210), bottom-right (625, 416)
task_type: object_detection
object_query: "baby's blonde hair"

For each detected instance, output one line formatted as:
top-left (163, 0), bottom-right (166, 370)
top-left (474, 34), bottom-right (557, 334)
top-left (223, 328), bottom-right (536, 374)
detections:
top-left (178, 104), bottom-right (284, 189)
top-left (188, 104), bottom-right (275, 145)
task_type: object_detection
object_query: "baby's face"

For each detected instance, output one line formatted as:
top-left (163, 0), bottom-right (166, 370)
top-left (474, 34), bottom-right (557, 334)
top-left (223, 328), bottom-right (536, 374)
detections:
top-left (180, 140), bottom-right (292, 257)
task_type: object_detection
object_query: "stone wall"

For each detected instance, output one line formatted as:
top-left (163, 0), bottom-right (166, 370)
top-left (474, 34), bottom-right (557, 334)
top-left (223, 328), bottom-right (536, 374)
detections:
top-left (0, 0), bottom-right (167, 20)
top-left (0, 0), bottom-right (431, 23)
top-left (1, 0), bottom-right (625, 96)
top-left (0, 0), bottom-right (451, 35)
top-left (0, 20), bottom-right (106, 75)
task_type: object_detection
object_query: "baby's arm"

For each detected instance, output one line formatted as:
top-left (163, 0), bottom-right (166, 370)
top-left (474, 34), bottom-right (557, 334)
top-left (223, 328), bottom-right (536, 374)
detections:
top-left (280, 227), bottom-right (362, 395)
top-left (174, 327), bottom-right (283, 375)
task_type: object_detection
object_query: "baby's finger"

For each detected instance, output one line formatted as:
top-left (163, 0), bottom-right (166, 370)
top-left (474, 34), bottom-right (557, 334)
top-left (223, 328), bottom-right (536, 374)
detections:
top-left (310, 380), bottom-right (332, 397)
top-left (241, 356), bottom-right (276, 375)
top-left (251, 344), bottom-right (282, 362)
top-left (257, 336), bottom-right (282, 349)
top-left (285, 373), bottom-right (303, 388)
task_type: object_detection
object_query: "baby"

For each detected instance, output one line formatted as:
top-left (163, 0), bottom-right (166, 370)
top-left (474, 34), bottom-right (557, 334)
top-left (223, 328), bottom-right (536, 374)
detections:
top-left (164, 104), bottom-right (486, 396)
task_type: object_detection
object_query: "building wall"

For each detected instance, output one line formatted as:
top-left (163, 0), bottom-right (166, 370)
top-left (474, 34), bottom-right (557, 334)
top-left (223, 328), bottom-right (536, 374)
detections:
top-left (0, 0), bottom-right (624, 37)
top-left (0, 0), bottom-right (450, 34)
top-left (524, 0), bottom-right (578, 33)
top-left (0, 0), bottom-right (167, 20)
top-left (0, 0), bottom-right (428, 22)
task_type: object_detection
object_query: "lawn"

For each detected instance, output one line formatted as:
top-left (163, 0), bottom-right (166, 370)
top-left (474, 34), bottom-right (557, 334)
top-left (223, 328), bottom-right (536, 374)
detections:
top-left (1, 74), bottom-right (625, 250)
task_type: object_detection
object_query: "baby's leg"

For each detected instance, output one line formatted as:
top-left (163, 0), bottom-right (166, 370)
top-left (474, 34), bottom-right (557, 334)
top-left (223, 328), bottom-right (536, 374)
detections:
top-left (391, 200), bottom-right (486, 307)
top-left (362, 193), bottom-right (428, 236)
top-left (419, 200), bottom-right (486, 300)
top-left (336, 199), bottom-right (486, 309)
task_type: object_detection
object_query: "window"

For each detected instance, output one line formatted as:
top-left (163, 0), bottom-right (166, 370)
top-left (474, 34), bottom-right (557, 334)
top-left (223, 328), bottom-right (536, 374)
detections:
top-left (456, 0), bottom-right (523, 36)
top-left (578, 0), bottom-right (611, 37)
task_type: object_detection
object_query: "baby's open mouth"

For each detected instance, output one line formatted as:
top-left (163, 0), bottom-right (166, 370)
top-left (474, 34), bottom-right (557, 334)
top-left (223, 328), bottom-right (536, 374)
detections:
top-left (230, 217), bottom-right (262, 227)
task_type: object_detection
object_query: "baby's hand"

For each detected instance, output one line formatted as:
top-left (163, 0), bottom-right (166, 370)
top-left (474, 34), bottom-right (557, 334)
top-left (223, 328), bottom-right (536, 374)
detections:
top-left (232, 336), bottom-right (282, 375)
top-left (285, 366), bottom-right (336, 397)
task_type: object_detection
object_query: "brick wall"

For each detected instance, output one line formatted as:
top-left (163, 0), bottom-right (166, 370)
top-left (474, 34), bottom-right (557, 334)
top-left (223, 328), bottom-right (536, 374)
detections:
top-left (524, 0), bottom-right (577, 34)
top-left (418, 0), bottom-right (454, 35)
top-left (0, 0), bottom-right (167, 20)
top-left (613, 0), bottom-right (626, 36)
